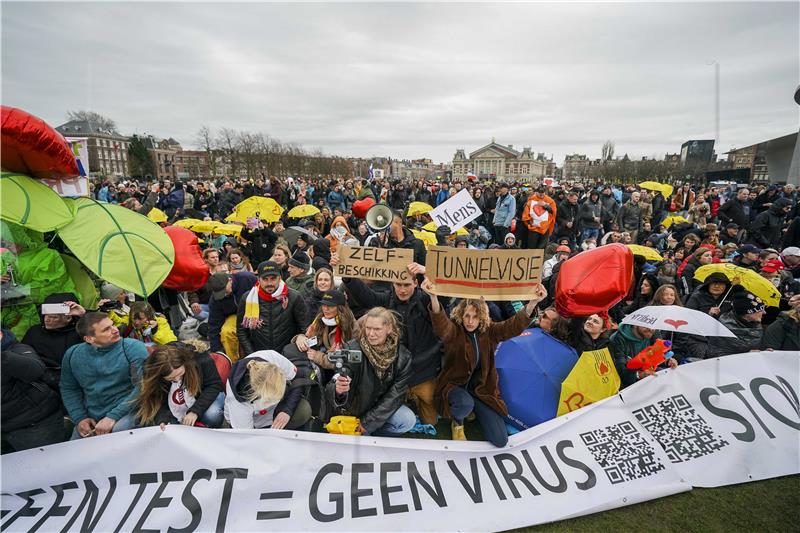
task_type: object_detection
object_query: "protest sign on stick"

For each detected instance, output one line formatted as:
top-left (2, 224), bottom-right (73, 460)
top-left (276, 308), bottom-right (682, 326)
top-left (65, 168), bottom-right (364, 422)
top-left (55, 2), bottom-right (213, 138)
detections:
top-left (429, 189), bottom-right (482, 231)
top-left (425, 246), bottom-right (544, 300)
top-left (335, 245), bottom-right (414, 283)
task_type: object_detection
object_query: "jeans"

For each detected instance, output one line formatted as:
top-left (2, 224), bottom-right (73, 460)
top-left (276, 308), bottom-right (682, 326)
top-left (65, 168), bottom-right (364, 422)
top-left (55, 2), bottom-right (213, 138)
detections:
top-left (199, 392), bottom-right (226, 428)
top-left (2, 411), bottom-right (65, 452)
top-left (70, 412), bottom-right (137, 440)
top-left (370, 405), bottom-right (417, 437)
top-left (580, 227), bottom-right (601, 244)
top-left (448, 386), bottom-right (508, 447)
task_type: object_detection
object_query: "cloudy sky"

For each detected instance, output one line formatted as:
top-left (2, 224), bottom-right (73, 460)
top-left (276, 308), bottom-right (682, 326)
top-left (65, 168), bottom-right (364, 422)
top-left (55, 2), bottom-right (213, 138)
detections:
top-left (2, 1), bottom-right (798, 163)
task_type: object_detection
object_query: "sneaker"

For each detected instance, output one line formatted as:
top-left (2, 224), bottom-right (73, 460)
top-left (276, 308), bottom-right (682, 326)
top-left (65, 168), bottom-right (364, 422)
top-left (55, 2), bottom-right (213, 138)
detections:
top-left (451, 421), bottom-right (467, 441)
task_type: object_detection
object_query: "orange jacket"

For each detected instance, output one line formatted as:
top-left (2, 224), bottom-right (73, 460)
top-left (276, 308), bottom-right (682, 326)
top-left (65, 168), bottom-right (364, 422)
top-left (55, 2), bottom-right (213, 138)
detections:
top-left (326, 216), bottom-right (356, 254)
top-left (522, 194), bottom-right (557, 234)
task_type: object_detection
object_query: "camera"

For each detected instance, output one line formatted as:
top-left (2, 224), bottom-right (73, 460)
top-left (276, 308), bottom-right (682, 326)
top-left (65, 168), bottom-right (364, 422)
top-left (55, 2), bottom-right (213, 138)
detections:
top-left (326, 349), bottom-right (362, 378)
top-left (98, 300), bottom-right (123, 312)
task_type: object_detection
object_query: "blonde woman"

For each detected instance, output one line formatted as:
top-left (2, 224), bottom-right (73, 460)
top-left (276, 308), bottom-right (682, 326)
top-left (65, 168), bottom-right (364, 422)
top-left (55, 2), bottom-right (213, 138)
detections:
top-left (322, 307), bottom-right (416, 436)
top-left (224, 350), bottom-right (311, 430)
top-left (269, 243), bottom-right (292, 281)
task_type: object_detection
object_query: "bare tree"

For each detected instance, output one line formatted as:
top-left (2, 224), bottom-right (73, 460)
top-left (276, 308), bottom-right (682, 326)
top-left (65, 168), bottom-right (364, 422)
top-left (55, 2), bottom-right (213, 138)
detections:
top-left (67, 110), bottom-right (118, 134)
top-left (217, 128), bottom-right (239, 178)
top-left (195, 125), bottom-right (218, 178)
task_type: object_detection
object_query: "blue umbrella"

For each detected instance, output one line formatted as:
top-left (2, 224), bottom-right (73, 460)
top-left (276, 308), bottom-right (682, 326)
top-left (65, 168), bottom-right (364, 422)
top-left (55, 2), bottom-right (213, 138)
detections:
top-left (496, 328), bottom-right (579, 430)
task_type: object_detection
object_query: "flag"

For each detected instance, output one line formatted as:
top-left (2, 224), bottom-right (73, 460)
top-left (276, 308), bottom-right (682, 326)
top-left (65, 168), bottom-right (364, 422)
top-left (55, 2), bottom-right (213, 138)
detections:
top-left (466, 170), bottom-right (477, 181)
top-left (369, 162), bottom-right (374, 180)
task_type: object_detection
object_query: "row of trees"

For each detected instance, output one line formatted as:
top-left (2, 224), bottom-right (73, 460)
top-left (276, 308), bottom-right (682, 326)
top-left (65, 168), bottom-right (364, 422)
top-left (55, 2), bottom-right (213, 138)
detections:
top-left (195, 126), bottom-right (354, 180)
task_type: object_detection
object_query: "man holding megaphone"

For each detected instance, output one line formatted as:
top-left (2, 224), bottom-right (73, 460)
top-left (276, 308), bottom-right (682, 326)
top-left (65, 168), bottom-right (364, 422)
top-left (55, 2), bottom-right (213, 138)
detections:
top-left (363, 206), bottom-right (427, 266)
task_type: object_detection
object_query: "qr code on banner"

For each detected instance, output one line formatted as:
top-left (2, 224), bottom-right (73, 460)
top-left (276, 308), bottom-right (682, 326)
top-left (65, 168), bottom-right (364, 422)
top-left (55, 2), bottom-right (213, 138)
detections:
top-left (633, 394), bottom-right (729, 463)
top-left (580, 421), bottom-right (665, 484)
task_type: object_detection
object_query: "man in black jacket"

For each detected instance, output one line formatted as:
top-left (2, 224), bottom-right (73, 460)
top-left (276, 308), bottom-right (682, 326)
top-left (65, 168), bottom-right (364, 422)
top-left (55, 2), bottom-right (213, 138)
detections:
top-left (339, 265), bottom-right (443, 424)
top-left (22, 293), bottom-right (86, 386)
top-left (241, 221), bottom-right (279, 266)
top-left (717, 187), bottom-right (751, 230)
top-left (749, 198), bottom-right (791, 250)
top-left (236, 261), bottom-right (309, 355)
top-left (555, 191), bottom-right (580, 247)
top-left (322, 308), bottom-right (415, 436)
top-left (1, 329), bottom-right (65, 453)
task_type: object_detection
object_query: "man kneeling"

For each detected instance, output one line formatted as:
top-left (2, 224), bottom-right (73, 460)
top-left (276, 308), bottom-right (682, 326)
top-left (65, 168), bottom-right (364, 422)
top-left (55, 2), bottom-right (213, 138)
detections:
top-left (322, 307), bottom-right (415, 436)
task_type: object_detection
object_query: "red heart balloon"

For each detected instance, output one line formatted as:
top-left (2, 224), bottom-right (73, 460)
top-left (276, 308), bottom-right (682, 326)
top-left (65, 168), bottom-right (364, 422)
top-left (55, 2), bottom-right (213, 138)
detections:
top-left (555, 243), bottom-right (634, 318)
top-left (162, 226), bottom-right (209, 292)
top-left (352, 197), bottom-right (376, 219)
top-left (1, 106), bottom-right (80, 180)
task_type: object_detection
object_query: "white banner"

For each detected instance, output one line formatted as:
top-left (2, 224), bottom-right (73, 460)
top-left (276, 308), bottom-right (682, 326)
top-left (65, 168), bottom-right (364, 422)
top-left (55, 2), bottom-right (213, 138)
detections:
top-left (620, 351), bottom-right (800, 487)
top-left (1, 352), bottom-right (796, 532)
top-left (429, 188), bottom-right (482, 231)
top-left (39, 137), bottom-right (90, 197)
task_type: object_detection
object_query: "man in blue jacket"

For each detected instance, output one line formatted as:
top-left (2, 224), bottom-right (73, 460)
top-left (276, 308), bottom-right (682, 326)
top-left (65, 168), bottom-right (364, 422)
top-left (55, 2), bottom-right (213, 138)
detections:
top-left (60, 312), bottom-right (148, 439)
top-left (492, 183), bottom-right (516, 245)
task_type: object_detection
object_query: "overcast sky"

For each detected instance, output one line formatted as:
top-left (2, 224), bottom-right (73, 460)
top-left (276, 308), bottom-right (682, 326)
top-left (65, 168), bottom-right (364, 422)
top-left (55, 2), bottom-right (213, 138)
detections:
top-left (3, 1), bottom-right (798, 163)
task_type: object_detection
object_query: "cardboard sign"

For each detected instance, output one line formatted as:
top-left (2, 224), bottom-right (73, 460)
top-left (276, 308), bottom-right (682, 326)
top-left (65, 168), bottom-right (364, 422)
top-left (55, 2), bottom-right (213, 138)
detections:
top-left (429, 189), bottom-right (482, 231)
top-left (335, 245), bottom-right (414, 283)
top-left (425, 246), bottom-right (544, 300)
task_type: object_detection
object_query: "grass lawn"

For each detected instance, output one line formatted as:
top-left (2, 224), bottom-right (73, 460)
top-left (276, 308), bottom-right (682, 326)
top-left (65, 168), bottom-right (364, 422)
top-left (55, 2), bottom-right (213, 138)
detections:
top-left (517, 475), bottom-right (800, 532)
top-left (410, 419), bottom-right (800, 532)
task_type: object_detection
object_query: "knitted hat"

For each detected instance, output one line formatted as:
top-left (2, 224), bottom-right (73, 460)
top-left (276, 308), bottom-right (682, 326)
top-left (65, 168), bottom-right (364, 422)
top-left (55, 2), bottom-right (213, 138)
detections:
top-left (100, 282), bottom-right (124, 300)
top-left (288, 251), bottom-right (310, 270)
top-left (732, 290), bottom-right (765, 316)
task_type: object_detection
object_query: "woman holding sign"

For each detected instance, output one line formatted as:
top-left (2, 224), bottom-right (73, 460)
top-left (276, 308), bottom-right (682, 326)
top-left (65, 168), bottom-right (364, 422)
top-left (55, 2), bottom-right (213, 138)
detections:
top-left (421, 279), bottom-right (547, 447)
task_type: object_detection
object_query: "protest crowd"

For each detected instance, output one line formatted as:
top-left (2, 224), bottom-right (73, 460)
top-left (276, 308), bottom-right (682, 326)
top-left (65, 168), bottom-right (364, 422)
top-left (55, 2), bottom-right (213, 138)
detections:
top-left (3, 168), bottom-right (800, 454)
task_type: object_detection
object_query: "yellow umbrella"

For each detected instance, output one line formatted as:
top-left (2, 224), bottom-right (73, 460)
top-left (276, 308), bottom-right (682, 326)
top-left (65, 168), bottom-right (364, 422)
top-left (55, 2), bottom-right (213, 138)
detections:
top-left (230, 196), bottom-right (283, 223)
top-left (694, 263), bottom-right (781, 307)
top-left (173, 218), bottom-right (203, 229)
top-left (412, 229), bottom-right (438, 249)
top-left (191, 220), bottom-right (221, 234)
top-left (407, 202), bottom-right (433, 217)
top-left (147, 208), bottom-right (168, 223)
top-left (422, 221), bottom-right (468, 236)
top-left (639, 181), bottom-right (674, 198)
top-left (213, 223), bottom-right (243, 236)
top-left (662, 215), bottom-right (690, 228)
top-left (627, 244), bottom-right (663, 262)
top-left (557, 348), bottom-right (620, 416)
top-left (287, 205), bottom-right (320, 218)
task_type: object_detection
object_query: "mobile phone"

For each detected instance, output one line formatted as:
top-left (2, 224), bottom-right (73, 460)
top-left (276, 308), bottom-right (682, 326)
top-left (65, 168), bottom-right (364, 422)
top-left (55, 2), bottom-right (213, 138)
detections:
top-left (41, 303), bottom-right (71, 315)
top-left (307, 336), bottom-right (318, 347)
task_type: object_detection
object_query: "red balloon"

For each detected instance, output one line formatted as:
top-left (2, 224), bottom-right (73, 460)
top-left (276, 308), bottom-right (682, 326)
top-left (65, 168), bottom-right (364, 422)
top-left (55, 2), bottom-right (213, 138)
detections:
top-left (352, 197), bottom-right (375, 219)
top-left (555, 243), bottom-right (634, 318)
top-left (1, 106), bottom-right (80, 179)
top-left (162, 226), bottom-right (209, 292)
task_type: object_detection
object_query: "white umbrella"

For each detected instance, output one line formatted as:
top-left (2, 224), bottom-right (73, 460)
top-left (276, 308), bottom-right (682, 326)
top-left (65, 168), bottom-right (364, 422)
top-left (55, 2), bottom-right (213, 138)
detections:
top-left (621, 305), bottom-right (737, 338)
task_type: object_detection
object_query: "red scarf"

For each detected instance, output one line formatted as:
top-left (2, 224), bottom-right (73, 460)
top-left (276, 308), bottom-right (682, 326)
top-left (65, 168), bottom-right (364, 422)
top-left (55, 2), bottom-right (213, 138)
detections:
top-left (257, 282), bottom-right (289, 309)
